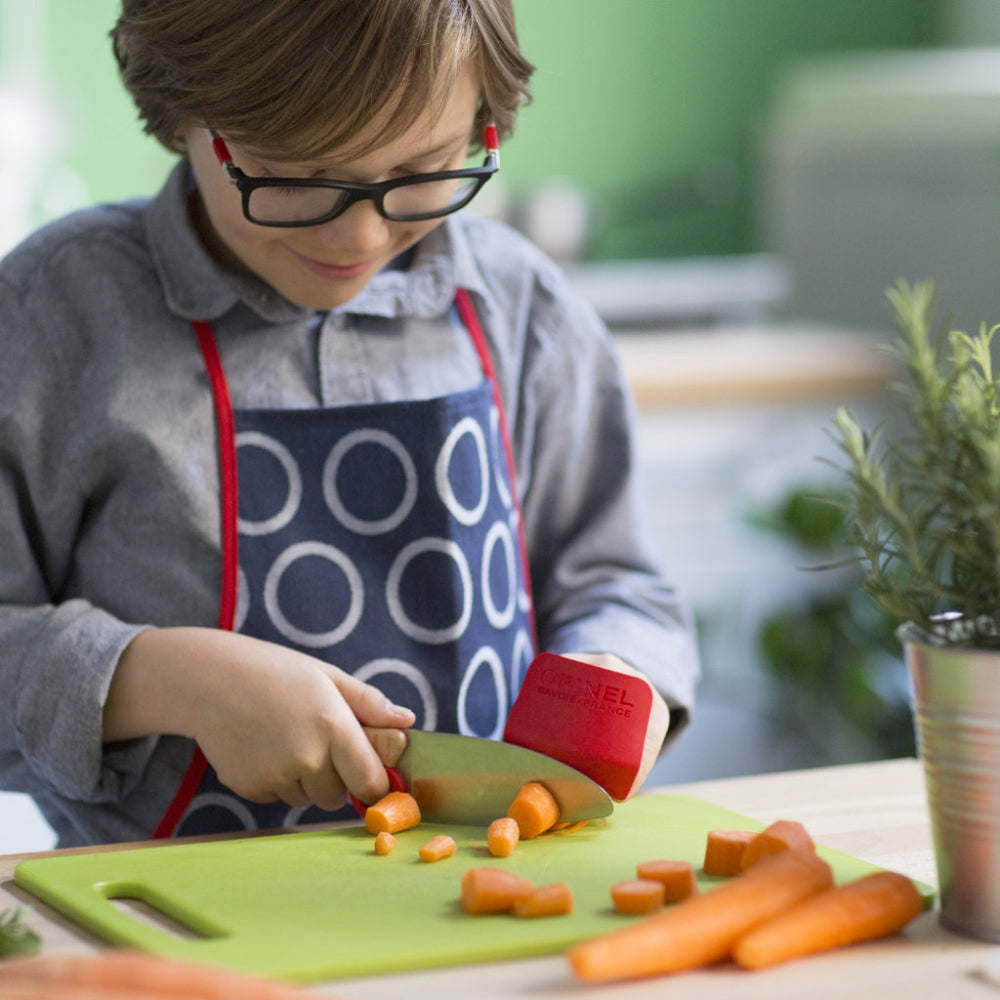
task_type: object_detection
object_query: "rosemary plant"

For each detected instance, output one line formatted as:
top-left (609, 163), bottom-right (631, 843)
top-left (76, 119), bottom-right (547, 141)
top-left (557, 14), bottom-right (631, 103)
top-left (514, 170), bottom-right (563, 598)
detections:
top-left (833, 280), bottom-right (1000, 648)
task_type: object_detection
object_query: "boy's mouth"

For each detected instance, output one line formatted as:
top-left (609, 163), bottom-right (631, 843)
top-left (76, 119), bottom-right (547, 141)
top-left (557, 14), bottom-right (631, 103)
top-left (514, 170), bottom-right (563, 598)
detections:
top-left (288, 248), bottom-right (374, 282)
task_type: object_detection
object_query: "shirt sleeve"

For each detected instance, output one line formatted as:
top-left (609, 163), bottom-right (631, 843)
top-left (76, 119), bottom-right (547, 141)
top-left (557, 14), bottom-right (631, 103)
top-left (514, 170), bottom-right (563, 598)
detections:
top-left (0, 272), bottom-right (157, 803)
top-left (471, 240), bottom-right (700, 740)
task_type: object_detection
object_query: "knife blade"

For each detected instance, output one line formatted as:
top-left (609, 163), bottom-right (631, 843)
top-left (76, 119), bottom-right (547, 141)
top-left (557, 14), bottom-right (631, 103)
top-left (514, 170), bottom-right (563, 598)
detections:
top-left (363, 729), bottom-right (614, 826)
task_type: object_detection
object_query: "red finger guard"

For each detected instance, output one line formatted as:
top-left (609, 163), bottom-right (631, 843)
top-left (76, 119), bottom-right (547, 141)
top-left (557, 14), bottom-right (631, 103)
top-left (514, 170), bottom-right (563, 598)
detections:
top-left (349, 766), bottom-right (407, 818)
top-left (503, 653), bottom-right (653, 801)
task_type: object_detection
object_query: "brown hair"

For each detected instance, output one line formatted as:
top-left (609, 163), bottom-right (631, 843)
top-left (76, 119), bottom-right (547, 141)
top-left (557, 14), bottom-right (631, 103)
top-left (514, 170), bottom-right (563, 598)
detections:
top-left (111, 0), bottom-right (534, 159)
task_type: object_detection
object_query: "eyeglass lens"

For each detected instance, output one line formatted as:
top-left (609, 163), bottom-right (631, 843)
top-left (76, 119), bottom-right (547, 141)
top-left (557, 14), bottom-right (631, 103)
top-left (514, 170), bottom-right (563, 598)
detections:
top-left (246, 175), bottom-right (482, 225)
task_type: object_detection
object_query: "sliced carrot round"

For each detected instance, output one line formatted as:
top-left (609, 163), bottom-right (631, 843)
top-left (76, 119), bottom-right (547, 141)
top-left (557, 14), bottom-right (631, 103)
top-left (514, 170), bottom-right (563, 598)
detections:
top-left (610, 878), bottom-right (665, 915)
top-left (487, 817), bottom-right (520, 858)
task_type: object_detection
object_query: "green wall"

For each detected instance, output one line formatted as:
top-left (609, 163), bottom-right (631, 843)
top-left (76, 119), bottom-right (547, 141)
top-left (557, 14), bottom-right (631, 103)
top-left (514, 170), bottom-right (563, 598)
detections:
top-left (509, 0), bottom-right (940, 258)
top-left (15, 1), bottom-right (940, 260)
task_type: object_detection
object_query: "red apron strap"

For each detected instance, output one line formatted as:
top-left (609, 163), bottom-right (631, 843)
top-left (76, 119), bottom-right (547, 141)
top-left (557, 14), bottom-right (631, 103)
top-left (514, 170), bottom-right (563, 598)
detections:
top-left (455, 288), bottom-right (538, 649)
top-left (152, 320), bottom-right (240, 838)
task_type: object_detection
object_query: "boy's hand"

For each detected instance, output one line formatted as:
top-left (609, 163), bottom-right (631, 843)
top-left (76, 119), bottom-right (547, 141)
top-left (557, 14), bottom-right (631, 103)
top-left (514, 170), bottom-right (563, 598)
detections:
top-left (565, 652), bottom-right (671, 796)
top-left (104, 628), bottom-right (415, 812)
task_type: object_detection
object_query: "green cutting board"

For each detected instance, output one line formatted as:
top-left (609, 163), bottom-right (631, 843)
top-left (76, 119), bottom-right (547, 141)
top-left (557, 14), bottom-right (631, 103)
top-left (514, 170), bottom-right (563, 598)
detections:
top-left (14, 794), bottom-right (934, 983)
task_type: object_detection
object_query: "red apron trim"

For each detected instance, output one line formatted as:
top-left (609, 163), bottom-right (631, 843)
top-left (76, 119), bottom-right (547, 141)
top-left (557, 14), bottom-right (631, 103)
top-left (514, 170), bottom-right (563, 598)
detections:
top-left (455, 288), bottom-right (538, 646)
top-left (191, 320), bottom-right (240, 633)
top-left (151, 321), bottom-right (240, 838)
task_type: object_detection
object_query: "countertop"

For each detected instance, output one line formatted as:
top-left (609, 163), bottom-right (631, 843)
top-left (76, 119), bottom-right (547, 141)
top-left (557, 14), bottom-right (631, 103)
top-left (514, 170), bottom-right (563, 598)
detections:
top-left (2, 757), bottom-right (998, 998)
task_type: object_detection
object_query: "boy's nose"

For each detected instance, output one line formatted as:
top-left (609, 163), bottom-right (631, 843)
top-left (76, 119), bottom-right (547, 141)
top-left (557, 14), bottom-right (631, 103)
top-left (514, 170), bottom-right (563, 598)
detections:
top-left (314, 199), bottom-right (390, 255)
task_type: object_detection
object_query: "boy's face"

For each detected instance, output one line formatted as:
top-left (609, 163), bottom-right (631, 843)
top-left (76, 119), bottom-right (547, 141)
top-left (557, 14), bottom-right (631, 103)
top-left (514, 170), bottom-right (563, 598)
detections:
top-left (184, 67), bottom-right (481, 310)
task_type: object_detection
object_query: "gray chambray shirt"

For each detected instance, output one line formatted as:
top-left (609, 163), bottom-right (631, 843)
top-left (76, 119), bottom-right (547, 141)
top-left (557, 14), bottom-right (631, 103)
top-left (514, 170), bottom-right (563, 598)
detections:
top-left (0, 161), bottom-right (698, 846)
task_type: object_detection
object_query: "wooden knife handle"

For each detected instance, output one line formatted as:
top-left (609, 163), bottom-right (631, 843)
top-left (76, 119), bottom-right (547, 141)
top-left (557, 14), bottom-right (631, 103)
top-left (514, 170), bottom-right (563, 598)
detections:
top-left (362, 726), bottom-right (408, 768)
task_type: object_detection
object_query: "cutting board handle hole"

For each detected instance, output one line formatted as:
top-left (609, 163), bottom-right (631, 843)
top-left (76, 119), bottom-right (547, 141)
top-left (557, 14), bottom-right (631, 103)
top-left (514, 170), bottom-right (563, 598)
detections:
top-left (107, 895), bottom-right (215, 940)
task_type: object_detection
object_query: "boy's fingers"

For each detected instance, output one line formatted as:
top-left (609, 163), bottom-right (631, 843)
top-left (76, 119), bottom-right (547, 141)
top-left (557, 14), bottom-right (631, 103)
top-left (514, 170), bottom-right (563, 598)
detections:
top-left (332, 668), bottom-right (416, 728)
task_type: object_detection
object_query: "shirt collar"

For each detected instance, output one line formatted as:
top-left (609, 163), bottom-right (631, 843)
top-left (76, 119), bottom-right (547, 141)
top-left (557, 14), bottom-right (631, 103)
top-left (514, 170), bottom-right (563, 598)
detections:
top-left (143, 160), bottom-right (491, 324)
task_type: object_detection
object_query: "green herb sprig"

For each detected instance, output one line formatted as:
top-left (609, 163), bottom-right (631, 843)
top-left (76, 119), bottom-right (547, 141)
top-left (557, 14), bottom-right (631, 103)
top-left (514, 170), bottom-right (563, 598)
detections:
top-left (0, 906), bottom-right (40, 957)
top-left (833, 279), bottom-right (1000, 647)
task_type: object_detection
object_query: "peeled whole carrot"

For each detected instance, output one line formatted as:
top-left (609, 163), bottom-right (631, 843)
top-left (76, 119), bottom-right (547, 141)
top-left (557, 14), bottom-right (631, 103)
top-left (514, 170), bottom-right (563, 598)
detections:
top-left (373, 831), bottom-right (396, 856)
top-left (567, 848), bottom-right (834, 983)
top-left (506, 781), bottom-right (560, 839)
top-left (741, 819), bottom-right (815, 870)
top-left (461, 867), bottom-right (536, 914)
top-left (703, 829), bottom-right (755, 876)
top-left (610, 879), bottom-right (665, 915)
top-left (733, 870), bottom-right (924, 969)
top-left (0, 951), bottom-right (311, 998)
top-left (512, 882), bottom-right (575, 918)
top-left (418, 834), bottom-right (457, 862)
top-left (635, 859), bottom-right (698, 903)
top-left (364, 790), bottom-right (421, 835)
top-left (487, 816), bottom-right (520, 857)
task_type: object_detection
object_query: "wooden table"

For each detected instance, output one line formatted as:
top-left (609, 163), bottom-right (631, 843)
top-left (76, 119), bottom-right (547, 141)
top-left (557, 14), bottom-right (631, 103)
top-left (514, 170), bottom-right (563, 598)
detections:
top-left (2, 758), bottom-right (998, 998)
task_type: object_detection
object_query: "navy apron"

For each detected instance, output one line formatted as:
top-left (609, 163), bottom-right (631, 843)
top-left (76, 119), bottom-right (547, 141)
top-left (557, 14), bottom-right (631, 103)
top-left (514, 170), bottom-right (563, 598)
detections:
top-left (153, 291), bottom-right (537, 837)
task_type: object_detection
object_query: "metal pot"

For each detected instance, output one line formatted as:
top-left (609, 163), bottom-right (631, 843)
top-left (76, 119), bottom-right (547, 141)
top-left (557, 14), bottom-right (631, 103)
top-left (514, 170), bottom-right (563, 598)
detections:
top-left (900, 622), bottom-right (1000, 941)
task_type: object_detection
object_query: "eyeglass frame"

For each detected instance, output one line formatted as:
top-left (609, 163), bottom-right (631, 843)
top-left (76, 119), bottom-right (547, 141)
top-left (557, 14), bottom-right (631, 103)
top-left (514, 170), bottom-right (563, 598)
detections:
top-left (206, 125), bottom-right (500, 228)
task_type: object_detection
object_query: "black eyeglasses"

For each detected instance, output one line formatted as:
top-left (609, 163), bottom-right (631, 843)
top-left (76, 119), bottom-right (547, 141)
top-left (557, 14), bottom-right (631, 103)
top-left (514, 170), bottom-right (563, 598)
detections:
top-left (207, 126), bottom-right (500, 228)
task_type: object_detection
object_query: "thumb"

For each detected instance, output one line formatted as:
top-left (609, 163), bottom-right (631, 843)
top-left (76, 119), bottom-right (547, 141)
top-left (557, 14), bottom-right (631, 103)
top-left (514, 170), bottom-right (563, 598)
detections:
top-left (333, 669), bottom-right (416, 729)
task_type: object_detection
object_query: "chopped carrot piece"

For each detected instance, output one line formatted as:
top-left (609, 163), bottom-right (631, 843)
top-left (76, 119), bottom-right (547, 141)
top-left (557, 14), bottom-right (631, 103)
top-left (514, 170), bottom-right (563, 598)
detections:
top-left (418, 834), bottom-right (457, 862)
top-left (487, 816), bottom-right (520, 857)
top-left (461, 867), bottom-right (536, 915)
top-left (364, 790), bottom-right (421, 835)
top-left (733, 871), bottom-right (924, 969)
top-left (568, 849), bottom-right (834, 982)
top-left (373, 831), bottom-right (396, 856)
top-left (610, 878), bottom-right (666, 915)
top-left (741, 819), bottom-right (815, 870)
top-left (635, 859), bottom-right (698, 903)
top-left (0, 951), bottom-right (312, 998)
top-left (513, 882), bottom-right (575, 918)
top-left (506, 781), bottom-right (560, 839)
top-left (703, 829), bottom-right (755, 876)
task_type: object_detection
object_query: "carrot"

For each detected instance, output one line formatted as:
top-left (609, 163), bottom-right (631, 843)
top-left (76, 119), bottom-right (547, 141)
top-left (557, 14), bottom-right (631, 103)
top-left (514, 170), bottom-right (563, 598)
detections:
top-left (364, 790), bottom-right (421, 835)
top-left (610, 879), bottom-right (665, 915)
top-left (0, 951), bottom-right (310, 998)
top-left (567, 848), bottom-right (833, 982)
top-left (460, 867), bottom-right (536, 915)
top-left (741, 819), bottom-right (815, 870)
top-left (702, 829), bottom-right (755, 876)
top-left (373, 831), bottom-right (396, 856)
top-left (635, 860), bottom-right (698, 903)
top-left (733, 870), bottom-right (924, 969)
top-left (506, 781), bottom-right (560, 839)
top-left (512, 882), bottom-right (574, 918)
top-left (486, 817), bottom-right (520, 857)
top-left (418, 834), bottom-right (457, 862)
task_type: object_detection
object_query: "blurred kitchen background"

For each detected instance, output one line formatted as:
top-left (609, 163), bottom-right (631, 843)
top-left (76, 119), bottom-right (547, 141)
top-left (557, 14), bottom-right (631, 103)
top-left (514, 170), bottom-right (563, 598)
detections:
top-left (3, 0), bottom-right (1000, 850)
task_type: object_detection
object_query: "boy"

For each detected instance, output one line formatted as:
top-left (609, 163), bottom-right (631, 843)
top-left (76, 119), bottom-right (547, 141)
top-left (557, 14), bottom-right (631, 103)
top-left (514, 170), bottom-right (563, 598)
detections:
top-left (0, 0), bottom-right (698, 845)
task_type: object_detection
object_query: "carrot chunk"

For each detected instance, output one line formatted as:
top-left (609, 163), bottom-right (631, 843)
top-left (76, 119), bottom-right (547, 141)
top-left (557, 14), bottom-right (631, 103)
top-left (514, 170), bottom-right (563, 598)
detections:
top-left (733, 870), bottom-right (924, 969)
top-left (373, 831), bottom-right (396, 856)
top-left (487, 816), bottom-right (520, 857)
top-left (702, 829), bottom-right (755, 876)
top-left (568, 848), bottom-right (834, 982)
top-left (512, 882), bottom-right (575, 918)
top-left (364, 790), bottom-right (421, 835)
top-left (610, 879), bottom-right (665, 915)
top-left (0, 951), bottom-right (312, 998)
top-left (418, 834), bottom-right (457, 862)
top-left (635, 859), bottom-right (698, 903)
top-left (741, 819), bottom-right (815, 870)
top-left (506, 781), bottom-right (560, 839)
top-left (461, 867), bottom-right (536, 915)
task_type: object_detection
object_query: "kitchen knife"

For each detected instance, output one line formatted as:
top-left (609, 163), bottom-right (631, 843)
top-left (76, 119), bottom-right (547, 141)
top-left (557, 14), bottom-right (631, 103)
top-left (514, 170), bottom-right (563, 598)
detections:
top-left (356, 729), bottom-right (614, 826)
